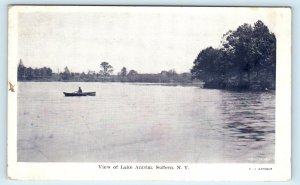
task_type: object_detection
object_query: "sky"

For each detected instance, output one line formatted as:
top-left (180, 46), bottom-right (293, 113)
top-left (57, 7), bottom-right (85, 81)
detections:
top-left (17, 6), bottom-right (279, 74)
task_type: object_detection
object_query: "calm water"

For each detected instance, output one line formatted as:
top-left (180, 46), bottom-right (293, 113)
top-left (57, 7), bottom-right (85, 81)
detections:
top-left (17, 82), bottom-right (275, 163)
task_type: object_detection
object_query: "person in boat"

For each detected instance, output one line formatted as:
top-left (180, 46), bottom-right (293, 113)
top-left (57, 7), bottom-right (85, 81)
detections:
top-left (77, 87), bottom-right (83, 94)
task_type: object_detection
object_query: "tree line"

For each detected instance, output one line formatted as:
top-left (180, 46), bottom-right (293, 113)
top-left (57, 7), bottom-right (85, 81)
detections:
top-left (18, 61), bottom-right (192, 83)
top-left (18, 60), bottom-right (52, 81)
top-left (191, 20), bottom-right (276, 91)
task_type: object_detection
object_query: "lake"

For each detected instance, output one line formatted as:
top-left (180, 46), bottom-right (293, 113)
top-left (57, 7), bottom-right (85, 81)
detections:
top-left (17, 82), bottom-right (275, 163)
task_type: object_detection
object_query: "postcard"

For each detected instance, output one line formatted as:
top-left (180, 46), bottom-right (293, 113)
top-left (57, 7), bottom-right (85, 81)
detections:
top-left (7, 5), bottom-right (291, 181)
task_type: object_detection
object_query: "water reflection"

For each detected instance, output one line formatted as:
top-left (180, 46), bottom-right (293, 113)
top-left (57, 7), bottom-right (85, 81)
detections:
top-left (219, 91), bottom-right (275, 161)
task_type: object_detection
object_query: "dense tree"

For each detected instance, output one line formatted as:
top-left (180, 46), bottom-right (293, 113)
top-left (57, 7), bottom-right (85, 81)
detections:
top-left (191, 47), bottom-right (225, 88)
top-left (191, 20), bottom-right (276, 91)
top-left (25, 67), bottom-right (34, 80)
top-left (99, 62), bottom-right (113, 76)
top-left (17, 59), bottom-right (53, 81)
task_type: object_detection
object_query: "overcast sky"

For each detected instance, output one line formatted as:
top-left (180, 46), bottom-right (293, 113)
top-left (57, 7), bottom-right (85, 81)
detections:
top-left (17, 7), bottom-right (278, 74)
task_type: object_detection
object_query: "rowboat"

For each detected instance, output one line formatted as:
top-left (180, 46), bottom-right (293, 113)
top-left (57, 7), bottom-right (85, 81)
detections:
top-left (63, 92), bottom-right (96, 96)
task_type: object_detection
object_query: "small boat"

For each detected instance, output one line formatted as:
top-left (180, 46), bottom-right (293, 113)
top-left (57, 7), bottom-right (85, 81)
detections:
top-left (63, 92), bottom-right (96, 97)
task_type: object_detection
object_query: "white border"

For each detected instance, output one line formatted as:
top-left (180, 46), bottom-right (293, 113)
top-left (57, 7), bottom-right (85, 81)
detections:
top-left (7, 6), bottom-right (291, 181)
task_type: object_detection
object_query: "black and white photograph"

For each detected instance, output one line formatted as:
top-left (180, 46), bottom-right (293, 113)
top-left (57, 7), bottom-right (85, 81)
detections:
top-left (7, 6), bottom-right (291, 180)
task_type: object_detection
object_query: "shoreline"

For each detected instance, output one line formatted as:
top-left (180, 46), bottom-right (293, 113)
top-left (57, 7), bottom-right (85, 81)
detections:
top-left (17, 81), bottom-right (275, 92)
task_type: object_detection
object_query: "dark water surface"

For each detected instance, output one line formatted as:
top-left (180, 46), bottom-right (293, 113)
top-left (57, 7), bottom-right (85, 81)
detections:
top-left (18, 82), bottom-right (275, 162)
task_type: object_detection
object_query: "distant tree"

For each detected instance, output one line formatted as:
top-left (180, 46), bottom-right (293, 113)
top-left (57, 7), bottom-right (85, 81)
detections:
top-left (80, 72), bottom-right (86, 81)
top-left (33, 68), bottom-right (40, 78)
top-left (61, 66), bottom-right (71, 80)
top-left (120, 67), bottom-right (127, 77)
top-left (88, 70), bottom-right (96, 75)
top-left (127, 70), bottom-right (138, 81)
top-left (160, 70), bottom-right (168, 76)
top-left (159, 69), bottom-right (178, 82)
top-left (17, 59), bottom-right (26, 81)
top-left (167, 69), bottom-right (177, 76)
top-left (87, 70), bottom-right (96, 81)
top-left (99, 62), bottom-right (113, 76)
top-left (117, 67), bottom-right (128, 82)
top-left (46, 67), bottom-right (52, 77)
top-left (167, 69), bottom-right (177, 82)
top-left (128, 70), bottom-right (138, 76)
top-left (64, 66), bottom-right (70, 73)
